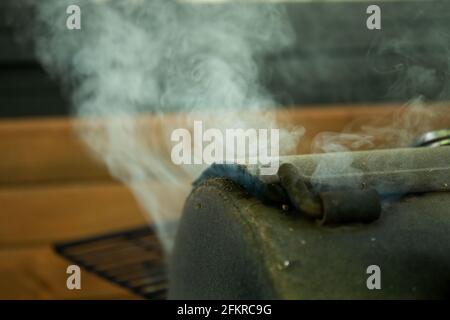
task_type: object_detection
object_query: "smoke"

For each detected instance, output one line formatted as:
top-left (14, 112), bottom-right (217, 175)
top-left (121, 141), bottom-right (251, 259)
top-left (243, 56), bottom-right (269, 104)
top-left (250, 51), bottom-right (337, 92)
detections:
top-left (308, 0), bottom-right (450, 191)
top-left (312, 97), bottom-right (442, 151)
top-left (26, 0), bottom-right (301, 252)
top-left (10, 0), bottom-right (448, 251)
top-left (309, 97), bottom-right (437, 191)
top-left (310, 95), bottom-right (450, 192)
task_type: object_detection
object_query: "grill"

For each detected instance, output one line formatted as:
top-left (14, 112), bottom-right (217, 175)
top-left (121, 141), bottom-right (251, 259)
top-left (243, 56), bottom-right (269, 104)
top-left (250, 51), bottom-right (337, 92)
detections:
top-left (170, 144), bottom-right (450, 299)
top-left (54, 226), bottom-right (167, 300)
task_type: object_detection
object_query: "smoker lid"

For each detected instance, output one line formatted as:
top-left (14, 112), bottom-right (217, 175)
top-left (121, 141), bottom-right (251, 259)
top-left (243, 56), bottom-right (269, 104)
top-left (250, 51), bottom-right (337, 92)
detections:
top-left (171, 177), bottom-right (450, 299)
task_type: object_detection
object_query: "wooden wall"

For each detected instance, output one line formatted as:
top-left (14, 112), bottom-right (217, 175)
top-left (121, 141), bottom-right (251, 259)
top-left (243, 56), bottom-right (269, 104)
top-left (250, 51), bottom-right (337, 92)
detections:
top-left (0, 117), bottom-right (148, 299)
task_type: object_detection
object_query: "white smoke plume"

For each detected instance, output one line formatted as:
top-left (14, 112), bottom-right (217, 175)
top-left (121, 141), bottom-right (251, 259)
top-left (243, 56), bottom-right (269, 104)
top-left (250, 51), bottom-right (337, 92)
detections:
top-left (27, 0), bottom-right (301, 251)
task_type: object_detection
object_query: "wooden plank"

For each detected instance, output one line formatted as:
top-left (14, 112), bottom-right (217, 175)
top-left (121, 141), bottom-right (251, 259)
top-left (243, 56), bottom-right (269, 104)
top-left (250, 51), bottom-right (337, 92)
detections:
top-left (0, 245), bottom-right (140, 299)
top-left (0, 182), bottom-right (149, 246)
top-left (0, 104), bottom-right (401, 186)
top-left (0, 117), bottom-right (112, 185)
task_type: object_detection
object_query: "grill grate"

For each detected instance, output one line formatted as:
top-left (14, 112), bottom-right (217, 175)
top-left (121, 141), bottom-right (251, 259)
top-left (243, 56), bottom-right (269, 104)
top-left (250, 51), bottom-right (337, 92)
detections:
top-left (54, 226), bottom-right (167, 299)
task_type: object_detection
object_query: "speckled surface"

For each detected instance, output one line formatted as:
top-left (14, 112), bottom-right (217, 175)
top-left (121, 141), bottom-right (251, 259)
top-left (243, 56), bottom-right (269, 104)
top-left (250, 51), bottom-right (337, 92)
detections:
top-left (169, 178), bottom-right (450, 299)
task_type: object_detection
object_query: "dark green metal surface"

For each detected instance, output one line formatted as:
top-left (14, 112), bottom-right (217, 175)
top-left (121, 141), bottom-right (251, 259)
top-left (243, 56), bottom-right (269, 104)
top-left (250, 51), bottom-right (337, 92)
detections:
top-left (169, 178), bottom-right (450, 299)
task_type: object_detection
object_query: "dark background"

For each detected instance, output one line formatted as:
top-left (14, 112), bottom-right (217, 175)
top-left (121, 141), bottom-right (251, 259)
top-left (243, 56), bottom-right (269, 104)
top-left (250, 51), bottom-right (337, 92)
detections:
top-left (1, 0), bottom-right (449, 118)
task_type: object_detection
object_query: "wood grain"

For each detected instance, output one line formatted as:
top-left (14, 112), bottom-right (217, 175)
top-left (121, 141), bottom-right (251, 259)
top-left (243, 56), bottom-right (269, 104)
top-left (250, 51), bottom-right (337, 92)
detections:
top-left (0, 104), bottom-right (401, 186)
top-left (0, 246), bottom-right (140, 299)
top-left (0, 117), bottom-right (111, 186)
top-left (0, 182), bottom-right (148, 247)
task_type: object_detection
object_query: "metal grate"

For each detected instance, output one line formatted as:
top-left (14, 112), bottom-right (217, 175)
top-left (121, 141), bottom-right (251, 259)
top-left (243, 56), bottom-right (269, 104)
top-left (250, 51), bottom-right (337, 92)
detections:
top-left (54, 226), bottom-right (167, 300)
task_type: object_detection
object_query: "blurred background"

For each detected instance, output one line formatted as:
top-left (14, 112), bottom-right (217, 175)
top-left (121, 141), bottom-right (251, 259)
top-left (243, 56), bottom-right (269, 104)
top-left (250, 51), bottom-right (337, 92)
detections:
top-left (0, 0), bottom-right (449, 299)
top-left (2, 1), bottom-right (450, 117)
